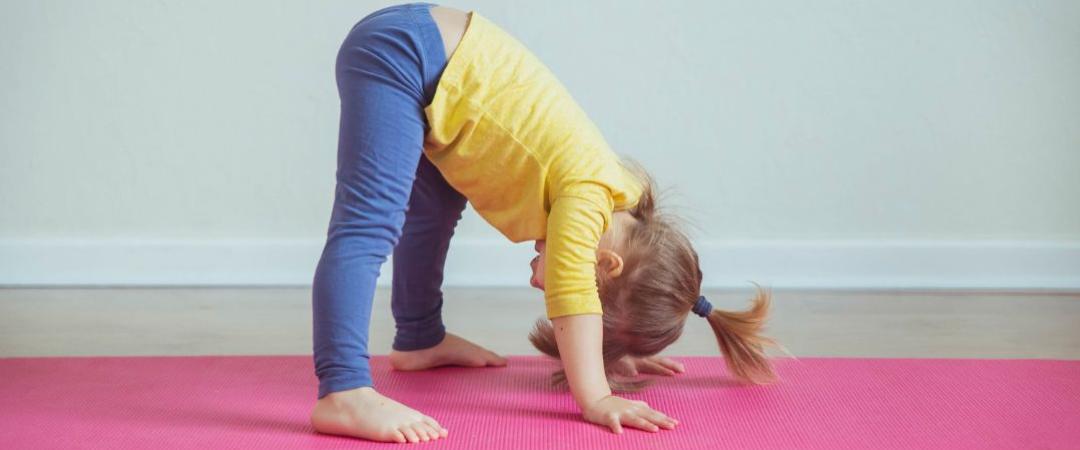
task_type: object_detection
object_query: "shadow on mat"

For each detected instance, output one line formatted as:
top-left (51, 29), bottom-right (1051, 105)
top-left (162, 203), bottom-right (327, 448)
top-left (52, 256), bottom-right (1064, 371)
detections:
top-left (117, 402), bottom-right (315, 436)
top-left (439, 401), bottom-right (581, 423)
top-left (660, 375), bottom-right (746, 388)
top-left (122, 400), bottom-right (580, 439)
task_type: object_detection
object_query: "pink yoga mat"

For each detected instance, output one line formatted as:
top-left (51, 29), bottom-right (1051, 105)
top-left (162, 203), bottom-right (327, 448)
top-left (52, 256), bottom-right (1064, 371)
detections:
top-left (1, 355), bottom-right (1077, 449)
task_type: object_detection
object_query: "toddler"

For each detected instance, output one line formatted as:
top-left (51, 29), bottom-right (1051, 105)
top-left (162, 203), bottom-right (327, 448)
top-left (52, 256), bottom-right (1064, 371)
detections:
top-left (309, 3), bottom-right (775, 443)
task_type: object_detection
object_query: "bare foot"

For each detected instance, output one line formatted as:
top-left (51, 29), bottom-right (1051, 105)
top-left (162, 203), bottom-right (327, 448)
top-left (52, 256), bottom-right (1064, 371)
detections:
top-left (389, 332), bottom-right (507, 371)
top-left (310, 386), bottom-right (448, 443)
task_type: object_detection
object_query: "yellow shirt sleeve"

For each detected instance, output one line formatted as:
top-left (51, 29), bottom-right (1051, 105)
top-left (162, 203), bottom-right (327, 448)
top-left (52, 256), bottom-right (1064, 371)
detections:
top-left (543, 183), bottom-right (614, 319)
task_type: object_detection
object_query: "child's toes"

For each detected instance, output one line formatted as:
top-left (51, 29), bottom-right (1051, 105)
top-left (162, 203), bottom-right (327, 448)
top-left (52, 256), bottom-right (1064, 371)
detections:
top-left (417, 422), bottom-right (440, 440)
top-left (423, 416), bottom-right (448, 437)
top-left (399, 426), bottom-right (420, 443)
top-left (487, 352), bottom-right (508, 366)
top-left (389, 429), bottom-right (407, 444)
top-left (458, 355), bottom-right (486, 367)
top-left (411, 423), bottom-right (431, 441)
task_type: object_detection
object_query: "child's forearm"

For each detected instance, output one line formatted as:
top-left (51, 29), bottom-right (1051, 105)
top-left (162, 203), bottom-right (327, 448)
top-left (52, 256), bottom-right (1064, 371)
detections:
top-left (550, 313), bottom-right (611, 410)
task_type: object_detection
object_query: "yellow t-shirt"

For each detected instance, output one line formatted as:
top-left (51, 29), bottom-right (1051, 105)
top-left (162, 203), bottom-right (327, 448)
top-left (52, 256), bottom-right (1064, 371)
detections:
top-left (423, 11), bottom-right (642, 319)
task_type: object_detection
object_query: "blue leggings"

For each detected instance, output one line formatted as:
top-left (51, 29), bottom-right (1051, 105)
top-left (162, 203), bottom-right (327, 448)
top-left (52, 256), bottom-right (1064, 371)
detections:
top-left (312, 3), bottom-right (463, 399)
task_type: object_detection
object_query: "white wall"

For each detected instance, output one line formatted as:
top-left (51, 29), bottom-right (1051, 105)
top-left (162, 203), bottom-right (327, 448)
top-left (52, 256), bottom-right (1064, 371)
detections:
top-left (2, 1), bottom-right (1079, 288)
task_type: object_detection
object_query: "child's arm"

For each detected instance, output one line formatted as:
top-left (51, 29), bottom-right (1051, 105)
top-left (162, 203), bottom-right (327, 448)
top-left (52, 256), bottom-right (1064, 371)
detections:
top-left (552, 314), bottom-right (677, 433)
top-left (545, 186), bottom-right (678, 433)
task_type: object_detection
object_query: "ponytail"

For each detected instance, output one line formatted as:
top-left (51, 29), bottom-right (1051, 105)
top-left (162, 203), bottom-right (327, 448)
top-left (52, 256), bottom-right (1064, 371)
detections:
top-left (704, 284), bottom-right (777, 384)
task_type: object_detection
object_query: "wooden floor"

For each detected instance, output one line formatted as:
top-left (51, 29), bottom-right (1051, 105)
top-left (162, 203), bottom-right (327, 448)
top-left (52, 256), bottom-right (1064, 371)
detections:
top-left (1, 288), bottom-right (1078, 359)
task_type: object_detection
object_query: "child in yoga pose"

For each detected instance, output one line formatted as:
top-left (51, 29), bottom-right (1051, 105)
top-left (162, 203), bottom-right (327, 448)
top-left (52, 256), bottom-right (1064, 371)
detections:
top-left (309, 3), bottom-right (776, 443)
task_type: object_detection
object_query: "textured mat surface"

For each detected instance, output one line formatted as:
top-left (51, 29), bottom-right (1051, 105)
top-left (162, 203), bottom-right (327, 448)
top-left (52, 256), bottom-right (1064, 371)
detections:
top-left (1, 355), bottom-right (1078, 449)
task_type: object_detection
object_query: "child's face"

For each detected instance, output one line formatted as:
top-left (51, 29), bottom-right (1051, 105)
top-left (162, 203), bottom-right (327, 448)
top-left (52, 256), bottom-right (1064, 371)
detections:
top-left (529, 239), bottom-right (547, 290)
top-left (528, 211), bottom-right (636, 292)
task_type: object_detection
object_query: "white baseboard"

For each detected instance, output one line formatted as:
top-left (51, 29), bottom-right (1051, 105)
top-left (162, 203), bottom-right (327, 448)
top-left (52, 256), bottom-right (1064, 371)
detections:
top-left (1, 238), bottom-right (1078, 290)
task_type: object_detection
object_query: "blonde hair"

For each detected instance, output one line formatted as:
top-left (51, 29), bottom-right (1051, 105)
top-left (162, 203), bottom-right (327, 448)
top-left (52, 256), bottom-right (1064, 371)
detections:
top-left (528, 161), bottom-right (777, 391)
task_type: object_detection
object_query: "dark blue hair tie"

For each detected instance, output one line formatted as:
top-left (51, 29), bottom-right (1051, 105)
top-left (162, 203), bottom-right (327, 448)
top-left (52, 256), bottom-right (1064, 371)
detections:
top-left (691, 295), bottom-right (713, 318)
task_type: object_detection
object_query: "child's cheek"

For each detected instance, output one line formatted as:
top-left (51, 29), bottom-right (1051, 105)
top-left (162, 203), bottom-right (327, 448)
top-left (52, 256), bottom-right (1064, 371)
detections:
top-left (530, 255), bottom-right (546, 290)
top-left (537, 259), bottom-right (546, 289)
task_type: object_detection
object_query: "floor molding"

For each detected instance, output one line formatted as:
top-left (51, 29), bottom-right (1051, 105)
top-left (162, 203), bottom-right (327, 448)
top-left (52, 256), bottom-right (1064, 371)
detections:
top-left (2, 238), bottom-right (1078, 290)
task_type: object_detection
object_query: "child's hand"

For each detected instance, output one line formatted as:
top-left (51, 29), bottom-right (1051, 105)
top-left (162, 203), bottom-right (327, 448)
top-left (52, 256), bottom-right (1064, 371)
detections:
top-left (583, 395), bottom-right (678, 434)
top-left (611, 355), bottom-right (686, 377)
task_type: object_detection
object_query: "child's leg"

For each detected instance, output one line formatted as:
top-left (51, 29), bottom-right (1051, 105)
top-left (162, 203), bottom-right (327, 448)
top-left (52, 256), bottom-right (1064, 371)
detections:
top-left (386, 158), bottom-right (508, 371)
top-left (311, 3), bottom-right (447, 400)
top-left (390, 155), bottom-right (467, 351)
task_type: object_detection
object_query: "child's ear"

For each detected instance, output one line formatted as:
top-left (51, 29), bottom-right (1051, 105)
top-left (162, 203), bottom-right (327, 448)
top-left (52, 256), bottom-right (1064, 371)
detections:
top-left (597, 249), bottom-right (625, 278)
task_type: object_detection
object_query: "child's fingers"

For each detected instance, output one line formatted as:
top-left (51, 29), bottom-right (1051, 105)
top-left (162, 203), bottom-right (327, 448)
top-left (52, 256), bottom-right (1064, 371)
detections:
top-left (619, 359), bottom-right (639, 376)
top-left (640, 360), bottom-right (676, 376)
top-left (643, 408), bottom-right (677, 429)
top-left (625, 414), bottom-right (660, 432)
top-left (607, 414), bottom-right (624, 434)
top-left (655, 357), bottom-right (685, 373)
